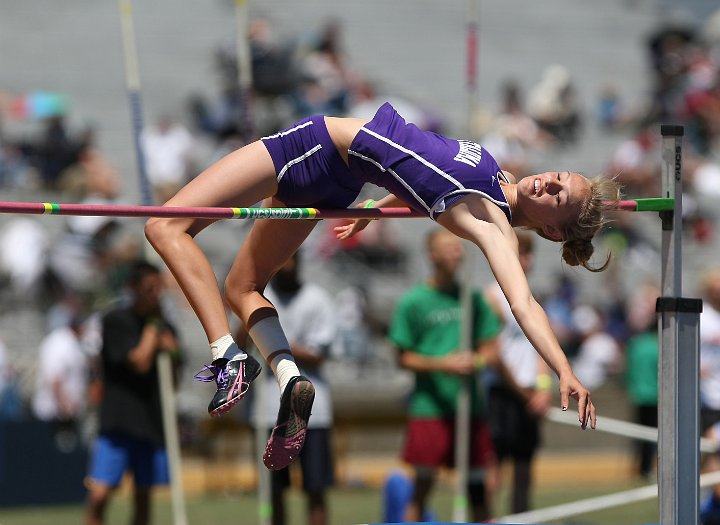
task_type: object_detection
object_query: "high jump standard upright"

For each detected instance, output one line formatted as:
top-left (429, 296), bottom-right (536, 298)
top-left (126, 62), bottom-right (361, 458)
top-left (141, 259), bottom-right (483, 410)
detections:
top-left (658, 124), bottom-right (702, 525)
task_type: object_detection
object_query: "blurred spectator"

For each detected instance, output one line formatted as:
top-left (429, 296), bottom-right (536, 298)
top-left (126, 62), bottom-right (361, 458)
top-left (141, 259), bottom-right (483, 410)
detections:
top-left (691, 158), bottom-right (720, 201)
top-left (33, 115), bottom-right (82, 189)
top-left (597, 83), bottom-right (629, 131)
top-left (699, 268), bottom-right (720, 435)
top-left (527, 64), bottom-right (582, 145)
top-left (189, 18), bottom-right (300, 140)
top-left (679, 49), bottom-right (720, 155)
top-left (141, 116), bottom-right (196, 204)
top-left (541, 274), bottom-right (581, 358)
top-left (332, 285), bottom-right (371, 372)
top-left (645, 21), bottom-right (696, 123)
top-left (606, 125), bottom-right (660, 198)
top-left (482, 79), bottom-right (553, 179)
top-left (570, 304), bottom-right (622, 390)
top-left (46, 154), bottom-right (121, 297)
top-left (389, 228), bottom-right (502, 522)
top-left (57, 130), bottom-right (121, 201)
top-left (247, 18), bottom-right (301, 98)
top-left (293, 19), bottom-right (363, 118)
top-left (624, 282), bottom-right (661, 479)
top-left (85, 260), bottom-right (181, 525)
top-left (31, 313), bottom-right (90, 445)
top-left (46, 212), bottom-right (119, 296)
top-left (253, 251), bottom-right (336, 525)
top-left (0, 338), bottom-right (21, 421)
top-left (701, 421), bottom-right (720, 525)
top-left (0, 141), bottom-right (33, 189)
top-left (0, 218), bottom-right (49, 299)
top-left (484, 231), bottom-right (551, 513)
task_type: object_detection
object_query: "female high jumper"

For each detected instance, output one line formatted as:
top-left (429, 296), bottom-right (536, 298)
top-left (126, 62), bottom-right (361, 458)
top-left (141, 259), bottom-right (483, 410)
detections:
top-left (145, 102), bottom-right (616, 470)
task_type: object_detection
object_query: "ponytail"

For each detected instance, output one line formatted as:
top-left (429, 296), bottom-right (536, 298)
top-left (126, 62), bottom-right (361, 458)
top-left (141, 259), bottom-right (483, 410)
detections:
top-left (560, 175), bottom-right (621, 272)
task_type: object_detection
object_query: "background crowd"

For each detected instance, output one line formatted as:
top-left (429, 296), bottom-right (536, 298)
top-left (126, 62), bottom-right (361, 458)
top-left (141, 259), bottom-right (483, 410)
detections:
top-left (2, 1), bottom-right (720, 523)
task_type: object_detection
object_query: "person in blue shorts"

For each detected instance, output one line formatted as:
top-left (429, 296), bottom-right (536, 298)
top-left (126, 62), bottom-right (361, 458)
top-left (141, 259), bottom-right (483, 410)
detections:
top-left (146, 102), bottom-right (614, 470)
top-left (85, 261), bottom-right (181, 525)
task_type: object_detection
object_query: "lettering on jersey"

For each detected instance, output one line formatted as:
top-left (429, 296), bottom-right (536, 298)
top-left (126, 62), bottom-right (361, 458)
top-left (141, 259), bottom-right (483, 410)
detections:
top-left (454, 140), bottom-right (483, 167)
top-left (426, 307), bottom-right (462, 326)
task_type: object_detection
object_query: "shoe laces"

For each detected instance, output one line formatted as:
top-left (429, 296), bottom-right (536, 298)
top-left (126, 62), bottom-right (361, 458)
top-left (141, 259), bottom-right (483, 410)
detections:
top-left (194, 364), bottom-right (230, 388)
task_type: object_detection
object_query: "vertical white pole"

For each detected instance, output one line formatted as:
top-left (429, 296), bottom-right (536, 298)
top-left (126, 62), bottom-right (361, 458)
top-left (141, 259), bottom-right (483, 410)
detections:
top-left (118, 3), bottom-right (188, 523)
top-left (452, 253), bottom-right (473, 524)
top-left (452, 2), bottom-right (479, 522)
top-left (158, 354), bottom-right (189, 525)
top-left (118, 0), bottom-right (153, 207)
top-left (465, 0), bottom-right (479, 137)
top-left (235, 0), bottom-right (254, 143)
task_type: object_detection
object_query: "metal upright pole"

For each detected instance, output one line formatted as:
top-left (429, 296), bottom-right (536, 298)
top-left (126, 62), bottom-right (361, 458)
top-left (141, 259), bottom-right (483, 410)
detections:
top-left (453, 253), bottom-right (473, 524)
top-left (234, 0), bottom-right (254, 143)
top-left (118, 4), bottom-right (187, 523)
top-left (452, 0), bottom-right (479, 522)
top-left (657, 124), bottom-right (701, 525)
top-left (118, 0), bottom-right (153, 207)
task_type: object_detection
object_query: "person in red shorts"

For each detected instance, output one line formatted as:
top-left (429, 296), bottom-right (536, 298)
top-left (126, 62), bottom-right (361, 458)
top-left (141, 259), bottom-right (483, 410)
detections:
top-left (389, 228), bottom-right (507, 522)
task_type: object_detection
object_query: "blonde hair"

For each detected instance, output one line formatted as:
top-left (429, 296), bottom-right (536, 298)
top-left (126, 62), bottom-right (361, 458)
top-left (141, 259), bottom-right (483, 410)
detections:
top-left (560, 175), bottom-right (621, 272)
top-left (532, 175), bottom-right (621, 272)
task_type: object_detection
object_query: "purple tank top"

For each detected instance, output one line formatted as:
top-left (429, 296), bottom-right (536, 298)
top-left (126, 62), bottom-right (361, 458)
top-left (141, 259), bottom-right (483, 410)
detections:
top-left (348, 102), bottom-right (512, 222)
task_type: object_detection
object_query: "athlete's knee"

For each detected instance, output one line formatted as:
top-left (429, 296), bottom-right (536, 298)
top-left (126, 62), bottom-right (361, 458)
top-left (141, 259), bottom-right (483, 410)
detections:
top-left (224, 272), bottom-right (259, 312)
top-left (144, 217), bottom-right (172, 249)
top-left (145, 216), bottom-right (194, 250)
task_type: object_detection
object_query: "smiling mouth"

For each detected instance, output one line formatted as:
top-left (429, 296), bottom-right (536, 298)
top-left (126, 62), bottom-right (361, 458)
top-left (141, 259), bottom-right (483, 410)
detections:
top-left (534, 178), bottom-right (541, 195)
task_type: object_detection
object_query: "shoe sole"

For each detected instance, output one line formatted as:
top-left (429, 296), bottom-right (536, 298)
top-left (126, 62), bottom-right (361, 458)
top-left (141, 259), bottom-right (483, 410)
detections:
top-left (263, 378), bottom-right (315, 470)
top-left (209, 359), bottom-right (262, 417)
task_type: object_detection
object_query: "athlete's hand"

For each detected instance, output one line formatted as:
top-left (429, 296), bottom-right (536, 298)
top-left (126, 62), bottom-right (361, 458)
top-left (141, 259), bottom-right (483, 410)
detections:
top-left (334, 199), bottom-right (375, 240)
top-left (559, 371), bottom-right (596, 430)
top-left (334, 219), bottom-right (371, 240)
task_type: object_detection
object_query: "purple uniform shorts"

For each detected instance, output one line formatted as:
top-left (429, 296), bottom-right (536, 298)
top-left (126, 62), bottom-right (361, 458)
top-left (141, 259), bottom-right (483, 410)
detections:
top-left (261, 115), bottom-right (364, 208)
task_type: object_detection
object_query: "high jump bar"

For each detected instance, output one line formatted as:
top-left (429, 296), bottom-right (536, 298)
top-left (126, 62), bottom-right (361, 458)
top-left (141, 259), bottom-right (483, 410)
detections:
top-left (0, 198), bottom-right (672, 220)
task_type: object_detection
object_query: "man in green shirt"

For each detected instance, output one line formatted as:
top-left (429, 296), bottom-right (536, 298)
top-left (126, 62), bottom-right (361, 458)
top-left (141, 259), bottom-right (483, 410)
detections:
top-left (390, 228), bottom-right (503, 522)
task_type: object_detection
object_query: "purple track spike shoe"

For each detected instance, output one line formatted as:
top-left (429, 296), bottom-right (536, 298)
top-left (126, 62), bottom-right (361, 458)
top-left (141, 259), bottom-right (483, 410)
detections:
top-left (263, 375), bottom-right (315, 471)
top-left (194, 354), bottom-right (262, 416)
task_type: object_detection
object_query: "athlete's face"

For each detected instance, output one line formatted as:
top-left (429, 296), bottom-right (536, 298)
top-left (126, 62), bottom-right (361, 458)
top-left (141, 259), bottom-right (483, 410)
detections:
top-left (517, 171), bottom-right (590, 240)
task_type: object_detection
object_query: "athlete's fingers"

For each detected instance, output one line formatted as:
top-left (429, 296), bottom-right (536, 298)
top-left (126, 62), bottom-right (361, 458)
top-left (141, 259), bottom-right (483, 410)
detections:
top-left (559, 384), bottom-right (569, 413)
top-left (586, 397), bottom-right (597, 430)
top-left (577, 390), bottom-right (588, 429)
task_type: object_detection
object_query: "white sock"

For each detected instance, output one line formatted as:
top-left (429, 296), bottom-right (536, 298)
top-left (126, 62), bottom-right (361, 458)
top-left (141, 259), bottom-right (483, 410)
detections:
top-left (209, 334), bottom-right (246, 362)
top-left (275, 359), bottom-right (300, 394)
top-left (248, 315), bottom-right (299, 393)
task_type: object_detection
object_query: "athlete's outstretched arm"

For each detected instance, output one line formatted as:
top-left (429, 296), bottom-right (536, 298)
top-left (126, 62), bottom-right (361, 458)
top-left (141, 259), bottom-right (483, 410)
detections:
top-left (437, 197), bottom-right (596, 430)
top-left (334, 193), bottom-right (411, 240)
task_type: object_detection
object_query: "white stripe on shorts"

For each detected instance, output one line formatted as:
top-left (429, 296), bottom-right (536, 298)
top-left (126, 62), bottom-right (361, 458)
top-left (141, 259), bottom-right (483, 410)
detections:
top-left (277, 144), bottom-right (323, 182)
top-left (262, 120), bottom-right (313, 140)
